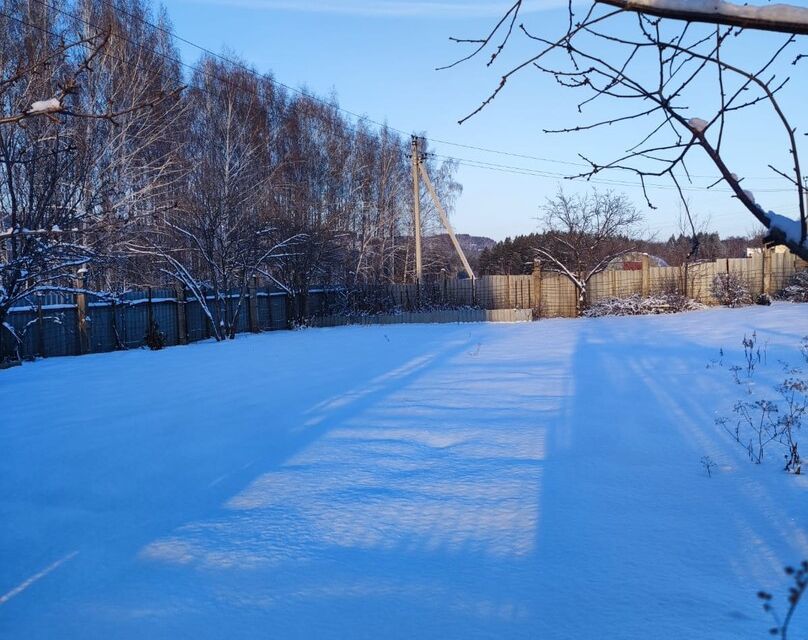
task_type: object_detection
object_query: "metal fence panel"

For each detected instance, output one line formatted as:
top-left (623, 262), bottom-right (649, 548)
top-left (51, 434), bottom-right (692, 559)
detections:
top-left (5, 254), bottom-right (807, 363)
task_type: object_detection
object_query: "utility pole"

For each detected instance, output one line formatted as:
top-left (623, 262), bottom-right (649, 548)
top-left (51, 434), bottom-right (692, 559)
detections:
top-left (411, 136), bottom-right (423, 282)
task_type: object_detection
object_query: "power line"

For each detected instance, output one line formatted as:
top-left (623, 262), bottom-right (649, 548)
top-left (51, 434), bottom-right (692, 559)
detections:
top-left (425, 138), bottom-right (794, 182)
top-left (37, 0), bottom-right (799, 188)
top-left (439, 154), bottom-right (795, 194)
top-left (11, 0), bottom-right (803, 204)
top-left (9, 0), bottom-right (408, 161)
top-left (88, 0), bottom-right (411, 137)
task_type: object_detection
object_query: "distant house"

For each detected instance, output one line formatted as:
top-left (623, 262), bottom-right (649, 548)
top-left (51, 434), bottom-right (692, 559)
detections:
top-left (606, 252), bottom-right (668, 271)
top-left (746, 245), bottom-right (789, 257)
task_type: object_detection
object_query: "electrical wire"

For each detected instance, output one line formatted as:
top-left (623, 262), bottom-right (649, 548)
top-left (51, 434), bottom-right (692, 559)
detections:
top-left (29, 0), bottom-right (801, 189)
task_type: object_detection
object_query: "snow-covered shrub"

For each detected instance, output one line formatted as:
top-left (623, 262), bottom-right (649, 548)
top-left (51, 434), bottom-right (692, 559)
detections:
top-left (777, 375), bottom-right (806, 474)
top-left (716, 335), bottom-right (806, 473)
top-left (582, 293), bottom-right (704, 317)
top-left (717, 400), bottom-right (779, 464)
top-left (290, 317), bottom-right (312, 330)
top-left (144, 319), bottom-right (166, 350)
top-left (756, 293), bottom-right (773, 306)
top-left (1, 313), bottom-right (63, 363)
top-left (711, 273), bottom-right (752, 307)
top-left (321, 282), bottom-right (481, 321)
top-left (779, 270), bottom-right (808, 303)
top-left (700, 455), bottom-right (717, 478)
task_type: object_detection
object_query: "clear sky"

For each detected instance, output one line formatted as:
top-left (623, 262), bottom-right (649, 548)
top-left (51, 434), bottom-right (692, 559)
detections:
top-left (160, 0), bottom-right (804, 242)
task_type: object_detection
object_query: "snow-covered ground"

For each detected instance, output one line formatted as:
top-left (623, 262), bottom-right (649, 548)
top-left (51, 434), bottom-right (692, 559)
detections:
top-left (2, 304), bottom-right (808, 639)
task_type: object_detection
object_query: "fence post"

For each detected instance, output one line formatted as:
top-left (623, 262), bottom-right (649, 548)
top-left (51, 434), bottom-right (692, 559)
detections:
top-left (681, 263), bottom-right (688, 298)
top-left (37, 296), bottom-right (45, 357)
top-left (531, 260), bottom-right (542, 317)
top-left (763, 248), bottom-right (772, 295)
top-left (146, 286), bottom-right (154, 346)
top-left (248, 276), bottom-right (259, 333)
top-left (203, 288), bottom-right (211, 339)
top-left (110, 299), bottom-right (122, 350)
top-left (284, 291), bottom-right (293, 329)
top-left (506, 273), bottom-right (512, 308)
top-left (175, 284), bottom-right (188, 345)
top-left (75, 273), bottom-right (89, 355)
top-left (266, 287), bottom-right (273, 330)
top-left (641, 254), bottom-right (651, 297)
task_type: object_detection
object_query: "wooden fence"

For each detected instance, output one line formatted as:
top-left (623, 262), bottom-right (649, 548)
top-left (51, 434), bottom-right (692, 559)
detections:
top-left (383, 250), bottom-right (805, 319)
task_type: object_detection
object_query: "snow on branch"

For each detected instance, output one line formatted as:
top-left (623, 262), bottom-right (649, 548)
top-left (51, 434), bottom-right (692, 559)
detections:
top-left (597, 0), bottom-right (808, 35)
top-left (687, 117), bottom-right (709, 133)
top-left (27, 98), bottom-right (61, 115)
top-left (762, 209), bottom-right (806, 247)
top-left (446, 0), bottom-right (808, 260)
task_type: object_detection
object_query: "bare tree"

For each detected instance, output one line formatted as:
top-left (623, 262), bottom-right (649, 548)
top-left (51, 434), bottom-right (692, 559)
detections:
top-left (128, 56), bottom-right (300, 340)
top-left (0, 0), bottom-right (183, 353)
top-left (536, 188), bottom-right (642, 309)
top-left (2, 0), bottom-right (463, 353)
top-left (444, 0), bottom-right (808, 261)
top-left (345, 124), bottom-right (410, 286)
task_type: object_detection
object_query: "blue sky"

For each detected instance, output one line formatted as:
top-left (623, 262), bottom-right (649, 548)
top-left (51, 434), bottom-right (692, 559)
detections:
top-left (161, 0), bottom-right (804, 241)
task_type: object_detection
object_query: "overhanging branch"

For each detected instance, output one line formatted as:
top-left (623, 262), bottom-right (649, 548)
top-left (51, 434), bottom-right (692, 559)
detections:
top-left (597, 0), bottom-right (808, 35)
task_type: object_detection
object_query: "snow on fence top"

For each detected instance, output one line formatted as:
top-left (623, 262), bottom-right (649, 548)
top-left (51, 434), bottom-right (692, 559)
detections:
top-left (598, 0), bottom-right (808, 34)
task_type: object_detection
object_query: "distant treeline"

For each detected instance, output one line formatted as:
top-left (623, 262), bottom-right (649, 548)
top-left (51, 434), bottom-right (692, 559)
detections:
top-left (477, 231), bottom-right (762, 275)
top-left (0, 0), bottom-right (459, 339)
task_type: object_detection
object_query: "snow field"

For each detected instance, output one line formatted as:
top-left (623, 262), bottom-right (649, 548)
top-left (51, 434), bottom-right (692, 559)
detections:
top-left (1, 304), bottom-right (807, 638)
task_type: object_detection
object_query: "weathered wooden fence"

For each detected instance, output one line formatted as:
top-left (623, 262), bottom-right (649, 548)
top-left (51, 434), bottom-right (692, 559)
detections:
top-left (384, 251), bottom-right (806, 318)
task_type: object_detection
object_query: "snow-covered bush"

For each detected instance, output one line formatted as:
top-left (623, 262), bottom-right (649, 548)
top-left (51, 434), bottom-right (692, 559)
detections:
top-left (582, 293), bottom-right (704, 317)
top-left (716, 335), bottom-right (806, 473)
top-left (144, 319), bottom-right (166, 351)
top-left (321, 282), bottom-right (481, 320)
top-left (779, 270), bottom-right (808, 303)
top-left (1, 313), bottom-right (63, 363)
top-left (717, 400), bottom-right (780, 465)
top-left (711, 273), bottom-right (752, 307)
top-left (289, 317), bottom-right (313, 330)
top-left (777, 375), bottom-right (806, 474)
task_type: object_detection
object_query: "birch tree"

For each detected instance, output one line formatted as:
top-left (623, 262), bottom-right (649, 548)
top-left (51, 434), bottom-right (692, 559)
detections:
top-left (0, 0), bottom-right (182, 349)
top-left (128, 57), bottom-right (302, 339)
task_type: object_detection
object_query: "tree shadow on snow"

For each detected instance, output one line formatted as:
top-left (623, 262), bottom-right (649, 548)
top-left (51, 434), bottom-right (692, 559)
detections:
top-left (529, 318), bottom-right (808, 639)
